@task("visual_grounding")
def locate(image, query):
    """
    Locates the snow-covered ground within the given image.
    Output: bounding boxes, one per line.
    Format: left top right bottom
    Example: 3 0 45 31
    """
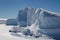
0 24 55 40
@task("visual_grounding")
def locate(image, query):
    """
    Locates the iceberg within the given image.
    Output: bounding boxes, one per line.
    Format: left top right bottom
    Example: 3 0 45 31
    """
6 7 60 40
6 19 18 26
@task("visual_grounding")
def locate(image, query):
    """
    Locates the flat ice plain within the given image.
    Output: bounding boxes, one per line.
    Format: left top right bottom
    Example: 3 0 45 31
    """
0 24 55 40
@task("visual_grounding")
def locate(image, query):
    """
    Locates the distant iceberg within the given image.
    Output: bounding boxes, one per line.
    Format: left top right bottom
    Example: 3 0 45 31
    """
0 18 7 24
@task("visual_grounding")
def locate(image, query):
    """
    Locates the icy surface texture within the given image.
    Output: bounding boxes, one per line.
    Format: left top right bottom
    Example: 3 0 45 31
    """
39 8 60 40
6 19 18 26
18 8 28 27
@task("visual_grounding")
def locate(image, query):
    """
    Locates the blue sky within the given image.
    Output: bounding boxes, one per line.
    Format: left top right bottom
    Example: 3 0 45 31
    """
0 0 60 19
